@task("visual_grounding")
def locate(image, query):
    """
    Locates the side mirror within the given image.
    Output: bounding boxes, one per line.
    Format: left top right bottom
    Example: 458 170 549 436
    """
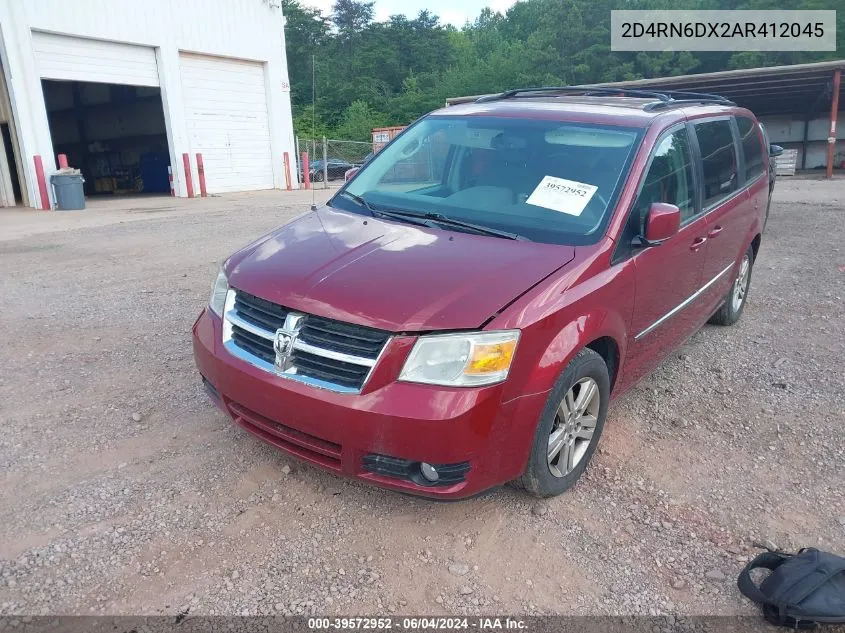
769 144 784 157
639 202 680 247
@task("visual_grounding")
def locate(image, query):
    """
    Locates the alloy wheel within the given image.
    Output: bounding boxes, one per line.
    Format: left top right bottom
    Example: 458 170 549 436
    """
732 255 750 312
547 377 600 478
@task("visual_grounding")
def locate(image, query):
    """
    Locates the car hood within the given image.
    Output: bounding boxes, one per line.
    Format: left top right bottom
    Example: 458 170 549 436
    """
225 206 575 332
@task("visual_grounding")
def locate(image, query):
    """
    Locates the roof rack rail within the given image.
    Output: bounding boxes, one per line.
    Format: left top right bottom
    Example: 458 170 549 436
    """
642 89 735 110
474 86 735 110
475 86 673 103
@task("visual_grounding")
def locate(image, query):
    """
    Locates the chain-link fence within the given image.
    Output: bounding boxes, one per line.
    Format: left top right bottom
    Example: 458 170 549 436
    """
295 137 373 189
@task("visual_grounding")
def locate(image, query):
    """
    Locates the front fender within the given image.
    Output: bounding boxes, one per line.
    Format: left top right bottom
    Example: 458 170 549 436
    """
482 245 636 481
490 245 634 402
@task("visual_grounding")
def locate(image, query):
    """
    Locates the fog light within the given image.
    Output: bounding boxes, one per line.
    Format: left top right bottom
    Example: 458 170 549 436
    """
419 462 439 483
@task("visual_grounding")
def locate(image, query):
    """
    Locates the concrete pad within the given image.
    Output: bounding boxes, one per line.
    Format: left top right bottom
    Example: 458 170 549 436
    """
0 188 334 242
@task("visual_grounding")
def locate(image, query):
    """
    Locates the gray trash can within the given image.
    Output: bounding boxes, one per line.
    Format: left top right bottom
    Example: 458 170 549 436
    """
51 173 86 210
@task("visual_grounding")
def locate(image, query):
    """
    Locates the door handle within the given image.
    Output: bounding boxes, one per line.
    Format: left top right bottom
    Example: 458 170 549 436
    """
690 236 707 251
708 225 723 238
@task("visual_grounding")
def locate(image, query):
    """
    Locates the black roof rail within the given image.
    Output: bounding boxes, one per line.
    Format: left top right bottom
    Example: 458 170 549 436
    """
475 86 673 103
644 89 735 111
475 86 735 110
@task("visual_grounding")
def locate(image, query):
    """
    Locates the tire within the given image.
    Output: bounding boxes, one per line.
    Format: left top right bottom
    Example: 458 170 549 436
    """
313 171 324 182
709 244 754 326
519 348 610 498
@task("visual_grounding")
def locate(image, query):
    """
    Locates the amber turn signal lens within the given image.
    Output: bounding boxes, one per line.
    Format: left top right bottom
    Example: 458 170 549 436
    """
466 340 517 375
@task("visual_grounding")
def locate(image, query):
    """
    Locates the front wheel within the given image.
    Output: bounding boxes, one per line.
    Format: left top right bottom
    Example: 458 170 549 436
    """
519 348 610 498
709 244 754 326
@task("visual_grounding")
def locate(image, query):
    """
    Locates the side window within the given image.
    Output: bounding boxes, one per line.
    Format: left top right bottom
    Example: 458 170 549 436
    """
634 127 696 228
737 116 765 182
693 119 738 208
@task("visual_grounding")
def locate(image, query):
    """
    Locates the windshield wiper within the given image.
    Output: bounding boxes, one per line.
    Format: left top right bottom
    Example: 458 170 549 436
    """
372 208 440 229
337 190 377 215
335 192 526 240
336 192 440 229
372 208 527 241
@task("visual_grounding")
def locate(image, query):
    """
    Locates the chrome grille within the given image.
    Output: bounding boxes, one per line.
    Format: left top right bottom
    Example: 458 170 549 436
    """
299 316 388 358
222 289 390 393
234 291 289 331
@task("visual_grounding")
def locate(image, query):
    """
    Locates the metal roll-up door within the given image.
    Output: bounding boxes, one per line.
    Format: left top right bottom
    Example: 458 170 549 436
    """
179 53 274 193
32 32 160 87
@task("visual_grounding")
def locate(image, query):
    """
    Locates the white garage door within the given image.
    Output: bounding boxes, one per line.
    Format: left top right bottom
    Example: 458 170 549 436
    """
32 32 159 87
179 54 274 193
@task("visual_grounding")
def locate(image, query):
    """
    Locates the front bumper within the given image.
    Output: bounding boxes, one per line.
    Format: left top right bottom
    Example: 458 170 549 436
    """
192 308 546 499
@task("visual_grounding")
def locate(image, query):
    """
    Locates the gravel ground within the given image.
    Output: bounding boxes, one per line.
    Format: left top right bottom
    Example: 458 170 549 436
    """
0 179 843 618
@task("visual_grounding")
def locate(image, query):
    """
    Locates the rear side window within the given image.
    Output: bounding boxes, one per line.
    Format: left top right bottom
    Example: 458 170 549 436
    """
693 120 738 208
737 116 765 182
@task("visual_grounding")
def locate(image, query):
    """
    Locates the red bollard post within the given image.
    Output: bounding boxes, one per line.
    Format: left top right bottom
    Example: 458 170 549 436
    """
302 151 311 190
33 155 51 210
182 153 194 198
57 154 69 169
283 152 292 191
196 153 207 197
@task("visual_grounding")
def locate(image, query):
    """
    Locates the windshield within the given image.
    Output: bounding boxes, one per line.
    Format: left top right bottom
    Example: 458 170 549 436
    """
331 115 642 245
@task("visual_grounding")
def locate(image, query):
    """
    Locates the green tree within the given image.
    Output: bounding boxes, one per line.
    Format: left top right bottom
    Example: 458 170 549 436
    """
282 0 845 140
293 105 331 140
332 0 375 38
334 101 386 141
281 0 330 107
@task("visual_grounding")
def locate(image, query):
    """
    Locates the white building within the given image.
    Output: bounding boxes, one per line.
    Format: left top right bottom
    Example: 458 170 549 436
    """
0 0 298 209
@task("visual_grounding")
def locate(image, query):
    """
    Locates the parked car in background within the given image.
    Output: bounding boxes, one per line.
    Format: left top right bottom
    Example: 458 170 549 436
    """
302 158 354 182
194 87 776 499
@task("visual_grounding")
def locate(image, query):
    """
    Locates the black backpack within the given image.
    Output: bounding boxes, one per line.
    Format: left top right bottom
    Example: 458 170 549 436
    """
738 547 845 628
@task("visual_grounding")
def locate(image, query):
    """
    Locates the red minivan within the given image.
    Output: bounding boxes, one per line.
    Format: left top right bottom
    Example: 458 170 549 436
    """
193 88 775 499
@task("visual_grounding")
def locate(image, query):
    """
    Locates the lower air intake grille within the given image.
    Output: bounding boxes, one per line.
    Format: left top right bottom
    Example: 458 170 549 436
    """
362 454 471 487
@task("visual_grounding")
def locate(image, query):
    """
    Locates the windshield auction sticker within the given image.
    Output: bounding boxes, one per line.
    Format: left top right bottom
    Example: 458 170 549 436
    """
526 176 598 216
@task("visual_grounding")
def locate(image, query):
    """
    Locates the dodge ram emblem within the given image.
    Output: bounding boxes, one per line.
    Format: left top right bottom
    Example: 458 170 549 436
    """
274 313 305 371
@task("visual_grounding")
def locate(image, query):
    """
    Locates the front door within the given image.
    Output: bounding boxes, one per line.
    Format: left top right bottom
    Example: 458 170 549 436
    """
621 124 711 387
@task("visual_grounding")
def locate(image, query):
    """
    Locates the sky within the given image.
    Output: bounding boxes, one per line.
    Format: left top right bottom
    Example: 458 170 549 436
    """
305 0 518 28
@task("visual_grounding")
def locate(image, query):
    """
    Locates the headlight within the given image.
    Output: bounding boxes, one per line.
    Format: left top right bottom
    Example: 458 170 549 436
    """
209 269 228 317
398 330 520 387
